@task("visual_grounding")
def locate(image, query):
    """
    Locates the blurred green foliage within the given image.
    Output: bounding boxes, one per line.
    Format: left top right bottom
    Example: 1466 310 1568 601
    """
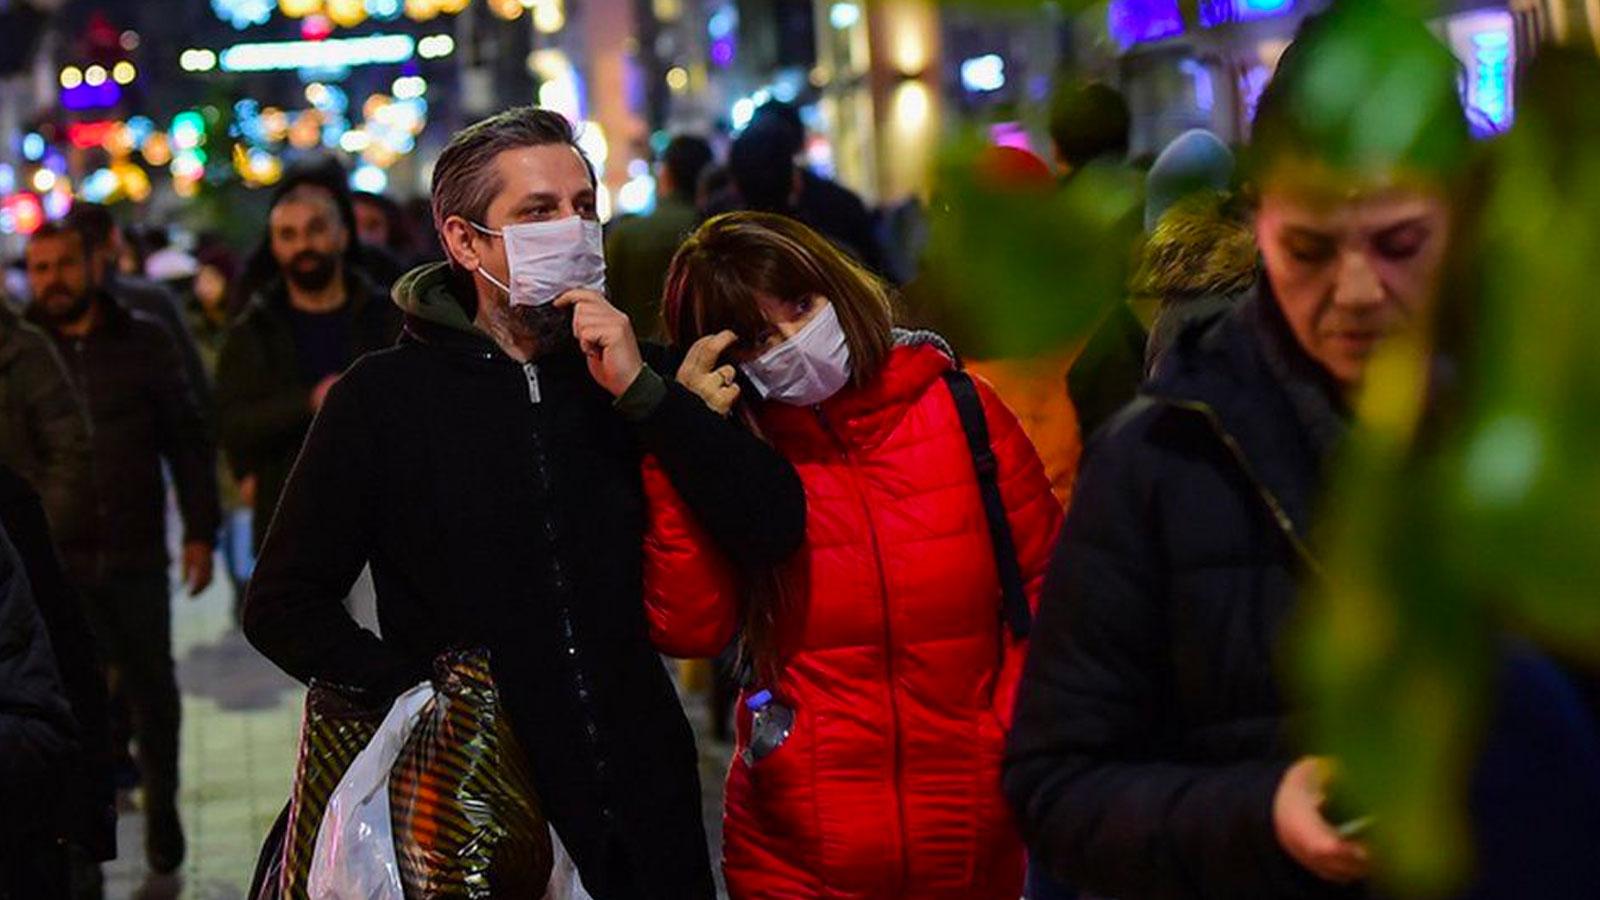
1298 45 1600 894
918 135 1143 359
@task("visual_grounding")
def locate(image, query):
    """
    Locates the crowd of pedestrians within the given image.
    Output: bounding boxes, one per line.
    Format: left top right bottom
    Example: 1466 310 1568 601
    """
1 2 1598 898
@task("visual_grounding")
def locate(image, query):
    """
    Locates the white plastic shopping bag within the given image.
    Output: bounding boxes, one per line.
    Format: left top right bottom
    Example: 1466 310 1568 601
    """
307 681 434 900
543 825 594 900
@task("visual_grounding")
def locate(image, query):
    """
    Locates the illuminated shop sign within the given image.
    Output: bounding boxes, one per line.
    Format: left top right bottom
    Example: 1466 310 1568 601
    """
215 33 416 73
1448 9 1515 137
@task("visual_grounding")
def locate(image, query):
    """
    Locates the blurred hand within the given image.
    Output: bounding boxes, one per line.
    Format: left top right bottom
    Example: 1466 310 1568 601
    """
1274 757 1371 884
555 290 643 398
677 331 742 417
310 374 341 413
182 541 214 597
238 474 258 509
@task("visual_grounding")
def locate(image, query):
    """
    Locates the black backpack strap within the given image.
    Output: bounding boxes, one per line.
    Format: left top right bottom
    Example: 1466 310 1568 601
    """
943 370 1032 640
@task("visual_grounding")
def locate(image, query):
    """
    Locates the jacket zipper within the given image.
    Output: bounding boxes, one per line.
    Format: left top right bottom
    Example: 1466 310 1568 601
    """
1151 395 1324 576
813 406 911 893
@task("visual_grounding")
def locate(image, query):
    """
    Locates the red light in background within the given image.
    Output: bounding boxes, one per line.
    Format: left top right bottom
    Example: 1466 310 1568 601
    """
3 193 46 235
301 14 333 41
67 121 120 149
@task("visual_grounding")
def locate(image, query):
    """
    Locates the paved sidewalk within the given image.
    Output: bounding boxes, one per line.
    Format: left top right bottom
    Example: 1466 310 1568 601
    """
102 572 302 900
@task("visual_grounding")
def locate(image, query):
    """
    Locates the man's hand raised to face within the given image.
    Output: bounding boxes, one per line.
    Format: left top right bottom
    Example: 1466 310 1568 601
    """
555 289 644 398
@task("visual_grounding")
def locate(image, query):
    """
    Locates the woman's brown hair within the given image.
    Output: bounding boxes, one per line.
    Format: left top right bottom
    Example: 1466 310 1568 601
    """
660 212 895 684
661 211 894 385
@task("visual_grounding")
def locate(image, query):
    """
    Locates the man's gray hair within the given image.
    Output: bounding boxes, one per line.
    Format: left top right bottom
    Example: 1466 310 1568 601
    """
431 106 590 263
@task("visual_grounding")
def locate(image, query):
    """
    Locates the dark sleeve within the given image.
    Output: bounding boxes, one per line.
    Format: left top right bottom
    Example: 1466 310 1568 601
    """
0 520 75 826
1067 304 1149 443
215 324 311 479
1003 423 1317 899
140 283 212 408
148 325 221 546
624 349 806 569
0 473 114 858
14 332 92 548
243 375 414 696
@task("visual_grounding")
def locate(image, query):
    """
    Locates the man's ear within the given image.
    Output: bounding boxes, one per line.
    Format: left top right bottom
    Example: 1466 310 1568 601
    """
440 217 482 272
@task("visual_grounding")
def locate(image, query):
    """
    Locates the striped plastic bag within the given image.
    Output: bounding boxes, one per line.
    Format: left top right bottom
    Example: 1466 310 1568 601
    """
307 682 434 900
274 682 390 900
389 649 553 898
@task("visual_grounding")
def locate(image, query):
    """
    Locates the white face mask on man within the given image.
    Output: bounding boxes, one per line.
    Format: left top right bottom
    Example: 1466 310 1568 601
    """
740 301 854 407
470 216 606 307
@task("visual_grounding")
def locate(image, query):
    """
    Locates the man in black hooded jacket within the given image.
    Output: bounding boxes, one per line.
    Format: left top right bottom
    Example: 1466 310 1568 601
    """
244 107 804 900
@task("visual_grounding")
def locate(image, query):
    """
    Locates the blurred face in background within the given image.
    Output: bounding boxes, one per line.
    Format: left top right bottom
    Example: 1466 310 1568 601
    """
354 198 391 248
193 264 229 316
270 189 348 293
26 231 97 327
1256 158 1453 388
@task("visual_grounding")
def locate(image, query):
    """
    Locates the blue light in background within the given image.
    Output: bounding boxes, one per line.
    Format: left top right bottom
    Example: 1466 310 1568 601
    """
1179 59 1215 113
960 54 1006 93
212 0 273 30
1201 0 1295 28
1108 0 1185 49
829 2 861 30
22 134 46 162
1471 29 1512 131
61 82 123 111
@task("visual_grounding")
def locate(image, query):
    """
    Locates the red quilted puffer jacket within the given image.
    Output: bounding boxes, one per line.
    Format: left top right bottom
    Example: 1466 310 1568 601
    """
644 340 1062 899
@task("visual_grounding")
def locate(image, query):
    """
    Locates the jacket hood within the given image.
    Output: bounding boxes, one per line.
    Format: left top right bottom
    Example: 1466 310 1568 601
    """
1144 286 1347 538
392 261 487 337
1131 191 1258 303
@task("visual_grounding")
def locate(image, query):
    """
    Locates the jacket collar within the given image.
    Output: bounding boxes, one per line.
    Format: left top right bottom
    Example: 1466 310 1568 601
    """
26 289 129 339
757 337 955 451
1144 284 1349 541
244 267 378 326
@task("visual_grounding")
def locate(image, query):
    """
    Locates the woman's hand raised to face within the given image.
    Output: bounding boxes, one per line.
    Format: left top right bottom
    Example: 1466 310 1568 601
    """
677 331 743 417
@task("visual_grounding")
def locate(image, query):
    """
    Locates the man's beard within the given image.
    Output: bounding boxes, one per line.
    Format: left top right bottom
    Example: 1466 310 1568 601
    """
283 251 339 292
510 303 577 359
35 287 95 328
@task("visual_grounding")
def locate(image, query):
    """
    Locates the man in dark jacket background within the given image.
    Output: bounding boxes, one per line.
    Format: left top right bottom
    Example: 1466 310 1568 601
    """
24 219 220 876
65 203 210 408
0 302 91 553
243 107 805 899
604 134 713 335
215 175 402 553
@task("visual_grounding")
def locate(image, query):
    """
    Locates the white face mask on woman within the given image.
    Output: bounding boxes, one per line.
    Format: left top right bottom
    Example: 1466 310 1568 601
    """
471 216 606 307
740 301 854 407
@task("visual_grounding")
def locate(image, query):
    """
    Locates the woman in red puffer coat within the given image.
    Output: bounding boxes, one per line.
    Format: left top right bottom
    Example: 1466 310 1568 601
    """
642 212 1062 899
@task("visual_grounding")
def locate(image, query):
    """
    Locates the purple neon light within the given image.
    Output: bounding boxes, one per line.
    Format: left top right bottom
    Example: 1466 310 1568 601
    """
1107 0 1185 49
61 82 123 111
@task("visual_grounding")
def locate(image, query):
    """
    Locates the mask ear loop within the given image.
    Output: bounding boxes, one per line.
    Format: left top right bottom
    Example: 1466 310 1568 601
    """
465 221 513 296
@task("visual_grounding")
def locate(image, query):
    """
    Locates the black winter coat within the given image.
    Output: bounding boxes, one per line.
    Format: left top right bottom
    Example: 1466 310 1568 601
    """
32 296 220 582
0 304 91 553
0 514 76 846
0 464 114 859
215 272 400 549
243 264 806 900
1005 290 1357 900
